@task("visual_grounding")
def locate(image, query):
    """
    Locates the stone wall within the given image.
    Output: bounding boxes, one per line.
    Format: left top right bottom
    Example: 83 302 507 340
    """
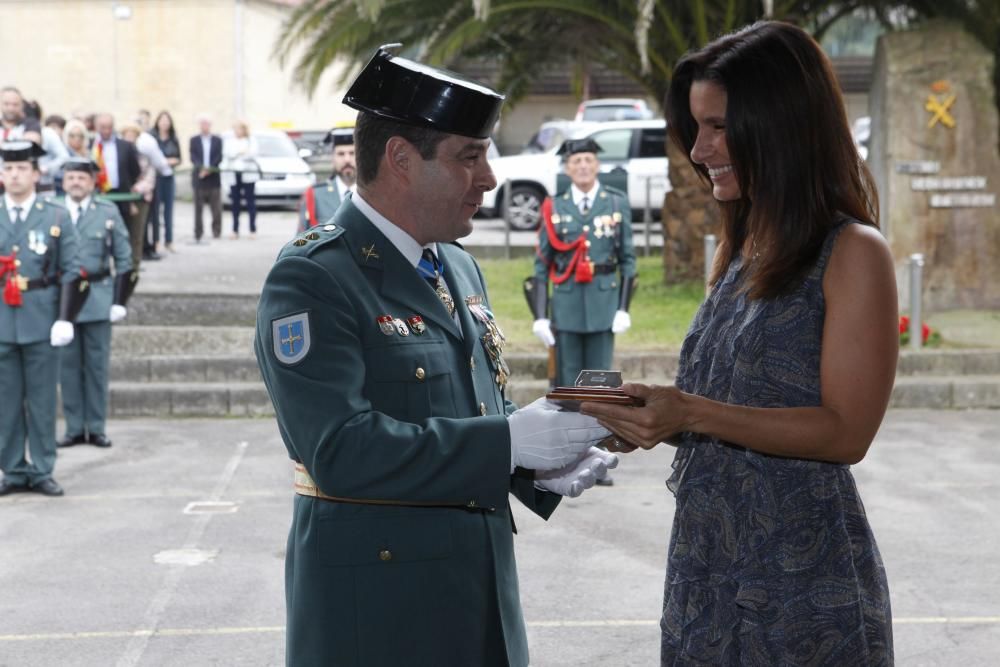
869 21 1000 310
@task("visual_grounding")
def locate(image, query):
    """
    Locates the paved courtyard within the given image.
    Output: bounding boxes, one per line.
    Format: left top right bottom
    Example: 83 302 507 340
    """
1 410 998 666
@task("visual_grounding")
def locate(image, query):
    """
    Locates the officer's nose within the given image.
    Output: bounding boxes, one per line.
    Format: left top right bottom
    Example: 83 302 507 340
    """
477 160 497 193
690 130 711 165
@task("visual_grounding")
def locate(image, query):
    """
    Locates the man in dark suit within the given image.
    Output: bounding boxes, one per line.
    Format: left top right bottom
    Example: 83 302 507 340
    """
189 114 222 243
92 114 142 268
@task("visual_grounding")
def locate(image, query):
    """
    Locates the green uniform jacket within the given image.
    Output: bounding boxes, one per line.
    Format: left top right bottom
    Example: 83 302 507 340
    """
73 198 132 323
0 198 81 343
533 184 637 333
296 179 344 233
256 199 560 667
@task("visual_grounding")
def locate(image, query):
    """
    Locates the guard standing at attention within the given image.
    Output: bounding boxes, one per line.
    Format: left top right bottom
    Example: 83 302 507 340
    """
57 157 135 450
528 138 638 388
0 141 88 497
297 124 356 232
256 45 616 667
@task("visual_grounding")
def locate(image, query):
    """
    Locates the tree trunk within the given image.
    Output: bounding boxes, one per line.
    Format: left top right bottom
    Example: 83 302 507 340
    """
661 137 721 284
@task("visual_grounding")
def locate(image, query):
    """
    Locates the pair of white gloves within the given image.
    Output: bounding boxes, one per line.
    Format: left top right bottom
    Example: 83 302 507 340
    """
532 311 631 347
49 306 128 346
507 397 618 498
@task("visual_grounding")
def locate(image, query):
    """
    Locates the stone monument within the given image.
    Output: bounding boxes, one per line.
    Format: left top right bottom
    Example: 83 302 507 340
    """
869 21 1000 310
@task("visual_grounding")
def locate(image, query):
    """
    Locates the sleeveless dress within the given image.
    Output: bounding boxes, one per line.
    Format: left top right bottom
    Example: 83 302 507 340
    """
662 221 894 666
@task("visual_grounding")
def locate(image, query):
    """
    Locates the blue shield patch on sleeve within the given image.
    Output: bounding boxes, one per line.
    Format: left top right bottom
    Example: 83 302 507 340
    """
272 312 311 365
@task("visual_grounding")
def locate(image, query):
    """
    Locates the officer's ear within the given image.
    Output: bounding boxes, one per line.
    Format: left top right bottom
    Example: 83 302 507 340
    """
383 136 413 185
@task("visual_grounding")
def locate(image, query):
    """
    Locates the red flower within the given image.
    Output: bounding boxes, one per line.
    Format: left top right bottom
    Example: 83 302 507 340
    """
921 322 931 344
899 315 909 334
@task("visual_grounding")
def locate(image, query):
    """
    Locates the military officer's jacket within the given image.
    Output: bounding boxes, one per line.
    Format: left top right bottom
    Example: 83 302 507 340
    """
70 197 132 323
296 177 345 233
534 184 637 333
255 198 559 667
0 196 81 344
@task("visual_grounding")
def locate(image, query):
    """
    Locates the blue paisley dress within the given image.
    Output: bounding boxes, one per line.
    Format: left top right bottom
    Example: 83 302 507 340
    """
662 221 893 666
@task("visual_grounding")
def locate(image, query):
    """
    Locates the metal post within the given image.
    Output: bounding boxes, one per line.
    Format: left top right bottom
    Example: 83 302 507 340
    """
909 253 924 351
502 179 511 260
643 176 652 257
704 234 717 295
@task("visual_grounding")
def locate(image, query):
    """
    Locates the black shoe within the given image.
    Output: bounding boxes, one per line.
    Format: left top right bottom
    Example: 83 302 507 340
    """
142 251 162 261
0 478 28 496
89 433 113 448
29 478 64 496
57 433 87 448
595 475 615 487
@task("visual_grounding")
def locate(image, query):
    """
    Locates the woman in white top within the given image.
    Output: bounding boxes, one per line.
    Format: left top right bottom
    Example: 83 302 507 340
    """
222 120 259 239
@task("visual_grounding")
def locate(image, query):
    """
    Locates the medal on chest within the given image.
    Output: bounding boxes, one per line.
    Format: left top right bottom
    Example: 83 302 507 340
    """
466 294 509 390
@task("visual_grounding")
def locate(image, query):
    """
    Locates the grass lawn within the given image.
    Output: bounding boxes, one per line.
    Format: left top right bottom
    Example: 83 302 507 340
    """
478 256 705 352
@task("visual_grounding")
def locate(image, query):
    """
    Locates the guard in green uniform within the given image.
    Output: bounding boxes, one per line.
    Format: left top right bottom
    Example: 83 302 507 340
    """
529 138 638 388
0 141 89 497
57 158 135 450
256 46 616 667
296 125 356 232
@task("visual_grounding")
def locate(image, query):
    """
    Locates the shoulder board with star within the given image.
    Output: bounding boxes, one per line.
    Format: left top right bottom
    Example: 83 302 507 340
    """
280 222 346 259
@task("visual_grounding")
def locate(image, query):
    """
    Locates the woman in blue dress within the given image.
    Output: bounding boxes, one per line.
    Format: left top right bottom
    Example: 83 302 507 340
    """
582 21 896 666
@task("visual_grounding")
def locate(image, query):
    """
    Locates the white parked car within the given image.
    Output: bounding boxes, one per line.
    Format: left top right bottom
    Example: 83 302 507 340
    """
574 98 655 122
222 129 316 204
482 119 671 230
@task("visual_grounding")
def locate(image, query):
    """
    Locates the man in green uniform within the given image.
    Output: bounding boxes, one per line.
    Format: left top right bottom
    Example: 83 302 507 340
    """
529 138 638 387
296 125 356 233
57 158 135 450
0 141 88 497
256 46 617 667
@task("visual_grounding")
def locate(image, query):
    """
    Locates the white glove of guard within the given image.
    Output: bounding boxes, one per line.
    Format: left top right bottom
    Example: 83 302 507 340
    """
508 397 610 473
109 304 127 323
50 320 74 347
535 446 619 498
611 310 631 334
532 318 555 348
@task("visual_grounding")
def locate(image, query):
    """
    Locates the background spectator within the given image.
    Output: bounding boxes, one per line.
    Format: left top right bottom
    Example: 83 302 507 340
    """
24 100 69 193
62 118 90 157
189 113 223 243
150 110 181 253
222 119 258 239
120 123 165 261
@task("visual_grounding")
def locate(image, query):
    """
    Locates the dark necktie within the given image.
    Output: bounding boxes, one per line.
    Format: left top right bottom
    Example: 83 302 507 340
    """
580 196 590 214
12 206 23 224
418 249 455 316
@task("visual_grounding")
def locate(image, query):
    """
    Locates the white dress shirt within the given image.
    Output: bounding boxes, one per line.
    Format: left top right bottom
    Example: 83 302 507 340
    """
334 175 354 201
65 196 91 224
5 192 36 223
570 182 600 212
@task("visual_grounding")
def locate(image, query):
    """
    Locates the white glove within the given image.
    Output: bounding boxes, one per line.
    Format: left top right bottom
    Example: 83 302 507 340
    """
507 397 610 473
532 318 555 347
612 310 631 334
50 320 74 347
109 304 127 322
535 446 619 497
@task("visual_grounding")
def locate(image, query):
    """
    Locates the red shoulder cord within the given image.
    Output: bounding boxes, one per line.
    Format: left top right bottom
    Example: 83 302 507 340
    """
0 251 23 306
304 186 318 228
540 197 592 284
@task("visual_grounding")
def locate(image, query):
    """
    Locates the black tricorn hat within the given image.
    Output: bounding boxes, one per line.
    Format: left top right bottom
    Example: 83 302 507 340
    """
0 140 46 163
557 138 603 158
62 157 99 174
343 44 504 140
323 127 355 146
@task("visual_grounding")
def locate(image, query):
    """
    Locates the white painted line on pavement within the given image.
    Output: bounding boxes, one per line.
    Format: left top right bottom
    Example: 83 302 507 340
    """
5 616 1000 642
115 440 250 667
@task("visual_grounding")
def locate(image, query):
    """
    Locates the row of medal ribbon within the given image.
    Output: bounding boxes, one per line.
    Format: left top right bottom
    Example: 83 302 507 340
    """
376 314 425 337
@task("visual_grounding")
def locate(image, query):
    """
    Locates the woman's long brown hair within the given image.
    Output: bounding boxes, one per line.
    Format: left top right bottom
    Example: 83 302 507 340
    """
666 21 879 298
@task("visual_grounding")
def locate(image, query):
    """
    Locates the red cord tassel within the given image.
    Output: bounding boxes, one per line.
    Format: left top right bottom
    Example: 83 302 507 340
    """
4 275 22 306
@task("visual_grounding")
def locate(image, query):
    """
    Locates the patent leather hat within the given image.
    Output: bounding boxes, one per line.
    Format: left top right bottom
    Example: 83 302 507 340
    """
343 44 504 139
0 140 46 163
324 127 355 146
62 157 100 174
557 138 604 158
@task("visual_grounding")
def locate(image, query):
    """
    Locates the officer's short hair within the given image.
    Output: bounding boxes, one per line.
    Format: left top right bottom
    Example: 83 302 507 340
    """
354 111 449 186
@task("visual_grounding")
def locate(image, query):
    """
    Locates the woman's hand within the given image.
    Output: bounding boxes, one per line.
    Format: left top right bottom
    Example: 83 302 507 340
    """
581 383 692 450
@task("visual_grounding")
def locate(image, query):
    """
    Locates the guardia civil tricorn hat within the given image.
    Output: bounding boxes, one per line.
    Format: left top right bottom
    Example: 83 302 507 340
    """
557 138 604 157
343 44 504 140
62 157 100 174
323 127 355 146
0 140 46 163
